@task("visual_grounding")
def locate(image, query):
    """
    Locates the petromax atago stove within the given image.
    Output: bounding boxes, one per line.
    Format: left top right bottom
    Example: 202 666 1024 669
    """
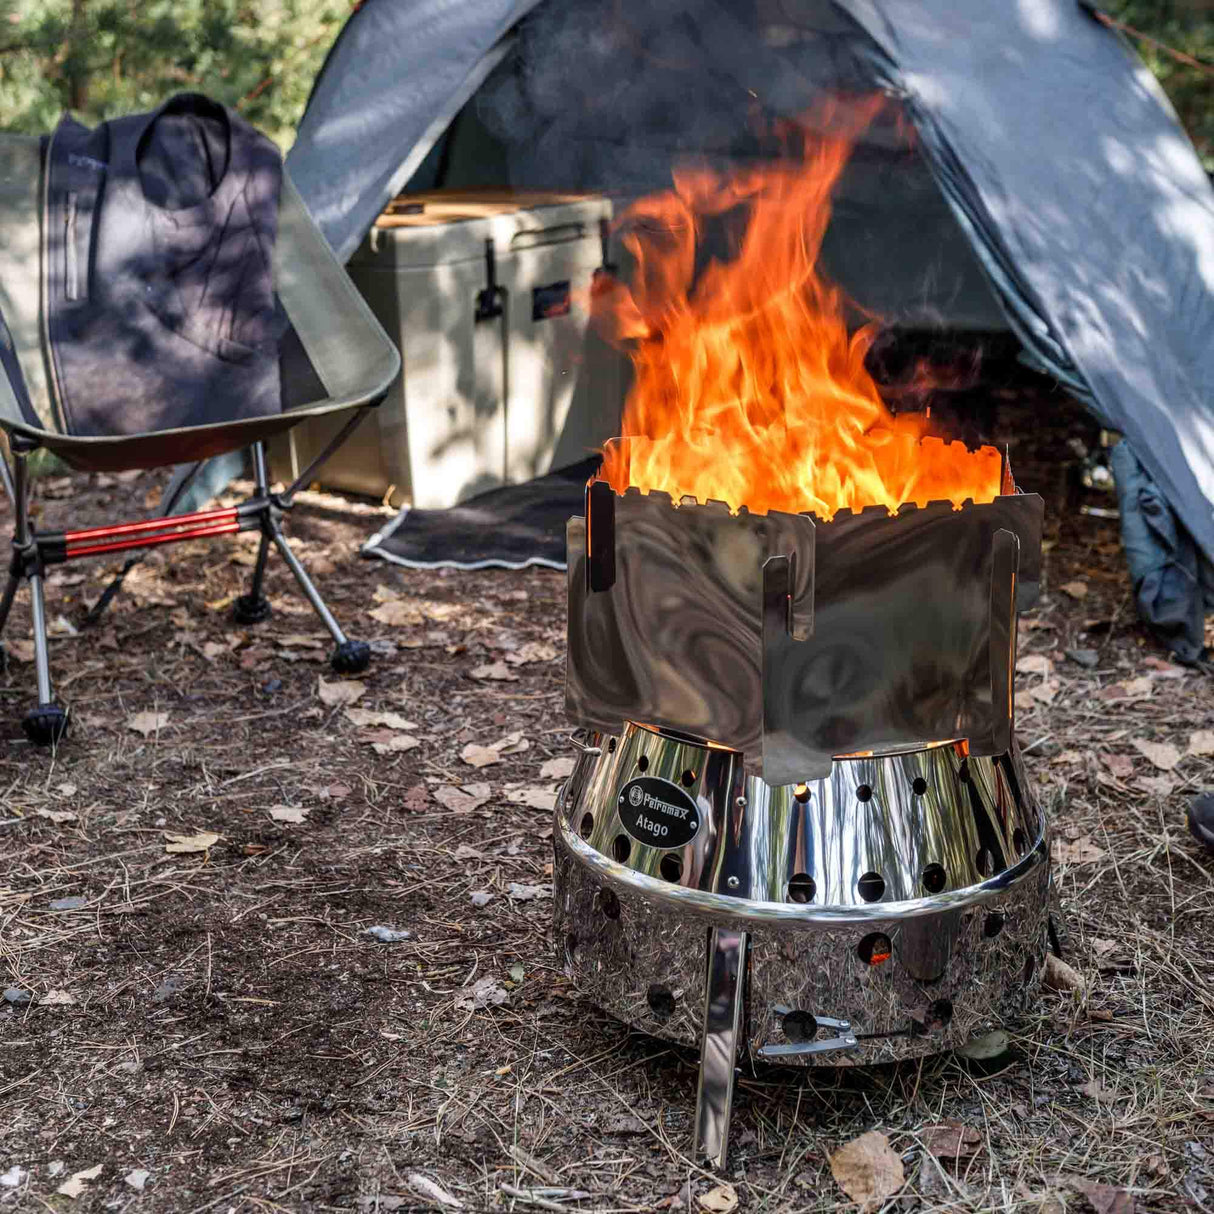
552 462 1049 1166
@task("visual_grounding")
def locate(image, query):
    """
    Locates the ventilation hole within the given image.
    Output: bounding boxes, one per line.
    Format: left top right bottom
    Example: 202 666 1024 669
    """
787 873 816 904
857 871 885 903
1013 827 1028 857
1023 954 1037 985
647 983 676 1020
636 754 649 772
579 812 594 840
659 853 683 884
680 769 696 788
793 782 811 803
912 776 928 796
564 932 578 965
858 932 892 966
611 835 631 864
922 863 947 894
598 888 620 920
984 912 1006 939
607 737 617 753
926 997 953 1028
976 847 995 878
856 784 873 803
781 1010 818 1043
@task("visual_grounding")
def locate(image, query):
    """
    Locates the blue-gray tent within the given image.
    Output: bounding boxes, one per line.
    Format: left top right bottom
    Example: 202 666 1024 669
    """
287 0 1214 654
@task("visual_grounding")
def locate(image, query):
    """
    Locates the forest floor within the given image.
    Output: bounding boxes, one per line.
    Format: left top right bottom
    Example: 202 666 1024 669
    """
1 391 1212 1213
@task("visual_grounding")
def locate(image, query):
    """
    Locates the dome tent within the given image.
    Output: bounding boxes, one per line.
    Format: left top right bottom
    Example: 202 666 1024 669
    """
287 0 1214 649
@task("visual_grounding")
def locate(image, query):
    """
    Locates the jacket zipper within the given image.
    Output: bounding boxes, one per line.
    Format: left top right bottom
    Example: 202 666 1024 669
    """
65 191 79 301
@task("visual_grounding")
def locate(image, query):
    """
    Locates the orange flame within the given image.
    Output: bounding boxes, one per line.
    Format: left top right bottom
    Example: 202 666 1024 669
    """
593 99 1002 518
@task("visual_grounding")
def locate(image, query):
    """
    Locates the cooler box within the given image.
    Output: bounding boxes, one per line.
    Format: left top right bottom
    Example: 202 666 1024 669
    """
269 191 624 508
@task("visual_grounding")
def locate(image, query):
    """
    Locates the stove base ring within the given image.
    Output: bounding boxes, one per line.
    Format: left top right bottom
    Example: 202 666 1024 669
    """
553 723 1051 1167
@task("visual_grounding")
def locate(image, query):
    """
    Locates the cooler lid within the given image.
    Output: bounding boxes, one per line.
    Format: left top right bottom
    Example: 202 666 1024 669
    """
351 189 613 268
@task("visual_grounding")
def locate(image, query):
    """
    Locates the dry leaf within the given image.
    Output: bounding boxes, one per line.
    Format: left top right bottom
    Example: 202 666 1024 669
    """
1120 675 1154 699
1053 749 1083 765
507 882 551 901
1076 1182 1135 1214
1078 1079 1115 1103
368 600 425 627
1104 754 1135 780
1042 953 1086 994
1131 737 1181 772
455 977 509 1010
57 1164 102 1199
540 757 576 780
124 1170 150 1191
1138 774 1175 798
7 639 34 662
277 634 325 649
461 744 500 768
829 1130 905 1212
345 708 417 730
698 1183 738 1213
1016 654 1052 676
921 1122 982 1159
407 1175 464 1209
494 731 529 755
433 784 492 812
470 890 494 907
368 732 421 755
1051 835 1106 865
201 641 228 661
1029 682 1057 705
1091 938 1117 957
164 831 220 854
48 614 78 637
318 677 366 707
1060 580 1088 599
41 989 76 1005
506 786 557 812
460 732 529 768
504 641 559 666
34 808 77 824
1189 730 1214 757
470 661 519 682
268 806 309 824
127 710 169 737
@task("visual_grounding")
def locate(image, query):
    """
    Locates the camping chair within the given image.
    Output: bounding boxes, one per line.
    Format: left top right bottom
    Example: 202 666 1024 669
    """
0 133 400 745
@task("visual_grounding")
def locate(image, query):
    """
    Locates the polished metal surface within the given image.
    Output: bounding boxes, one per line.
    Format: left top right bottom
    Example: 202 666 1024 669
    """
553 722 1051 1066
566 487 1043 783
694 928 746 1168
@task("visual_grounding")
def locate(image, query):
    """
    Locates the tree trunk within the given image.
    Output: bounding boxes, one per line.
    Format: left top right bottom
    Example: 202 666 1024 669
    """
67 0 88 111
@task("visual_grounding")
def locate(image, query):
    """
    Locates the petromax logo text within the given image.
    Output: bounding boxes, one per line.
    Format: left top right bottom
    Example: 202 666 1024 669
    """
618 777 701 848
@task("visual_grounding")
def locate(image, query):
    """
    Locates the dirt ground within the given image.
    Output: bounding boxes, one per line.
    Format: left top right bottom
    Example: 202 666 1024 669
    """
1 390 1213 1214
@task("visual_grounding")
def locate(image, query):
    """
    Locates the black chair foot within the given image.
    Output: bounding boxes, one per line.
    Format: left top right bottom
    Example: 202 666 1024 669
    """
233 593 272 625
331 640 371 675
23 702 68 746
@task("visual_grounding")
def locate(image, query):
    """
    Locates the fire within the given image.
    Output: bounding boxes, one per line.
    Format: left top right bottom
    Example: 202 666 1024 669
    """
592 99 1002 518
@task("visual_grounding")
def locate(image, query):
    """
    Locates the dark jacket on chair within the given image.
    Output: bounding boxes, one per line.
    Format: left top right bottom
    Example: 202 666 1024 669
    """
43 93 285 437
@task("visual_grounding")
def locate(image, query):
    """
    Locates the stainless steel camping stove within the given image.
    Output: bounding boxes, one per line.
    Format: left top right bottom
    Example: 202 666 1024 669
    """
553 470 1050 1166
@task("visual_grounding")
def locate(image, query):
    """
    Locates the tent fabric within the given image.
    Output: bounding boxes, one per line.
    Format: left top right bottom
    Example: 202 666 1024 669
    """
288 0 1214 571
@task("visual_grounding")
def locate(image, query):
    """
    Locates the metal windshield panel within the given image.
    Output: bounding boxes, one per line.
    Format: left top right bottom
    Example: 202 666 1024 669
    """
566 484 1043 784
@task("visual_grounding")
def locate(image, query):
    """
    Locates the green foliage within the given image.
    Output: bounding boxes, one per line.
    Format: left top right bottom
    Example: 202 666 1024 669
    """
1106 0 1214 167
0 0 351 149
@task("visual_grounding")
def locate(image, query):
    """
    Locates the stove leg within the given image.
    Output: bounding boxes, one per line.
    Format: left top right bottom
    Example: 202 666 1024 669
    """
693 927 747 1169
